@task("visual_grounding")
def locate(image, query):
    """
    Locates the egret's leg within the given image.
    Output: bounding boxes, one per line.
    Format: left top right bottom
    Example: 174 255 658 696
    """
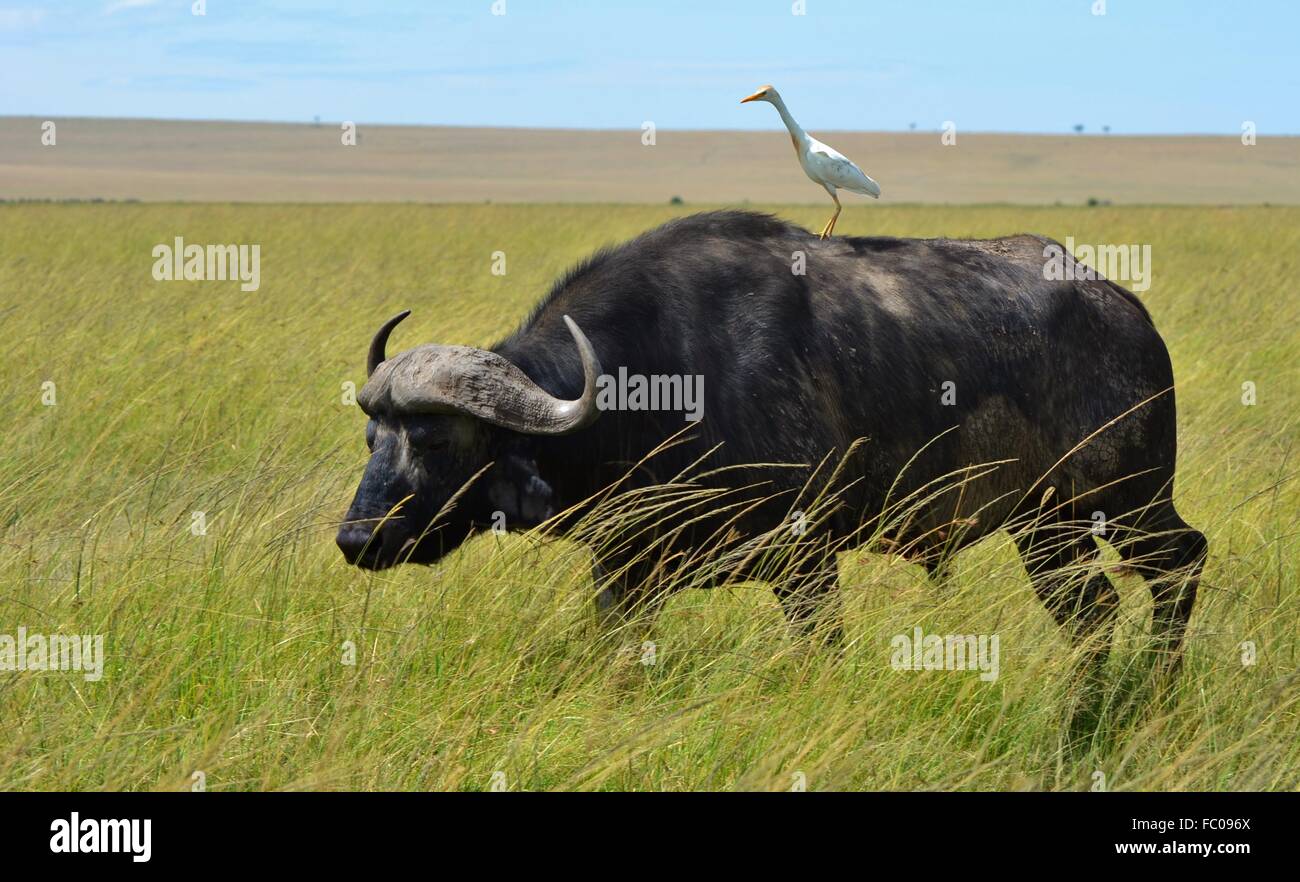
826 194 843 238
819 194 842 240
815 203 832 238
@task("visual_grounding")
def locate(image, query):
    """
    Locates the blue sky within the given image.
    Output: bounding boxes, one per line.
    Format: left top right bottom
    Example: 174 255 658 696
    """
2 0 1296 134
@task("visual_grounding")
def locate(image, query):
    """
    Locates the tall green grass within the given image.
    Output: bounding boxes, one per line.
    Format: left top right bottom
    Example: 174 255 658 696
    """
0 203 1296 790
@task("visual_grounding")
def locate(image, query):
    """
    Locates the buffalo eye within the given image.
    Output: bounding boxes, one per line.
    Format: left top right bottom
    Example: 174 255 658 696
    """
404 420 450 453
365 419 378 451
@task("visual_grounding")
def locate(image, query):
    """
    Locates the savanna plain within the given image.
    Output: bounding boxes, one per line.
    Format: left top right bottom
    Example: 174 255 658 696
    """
1 201 1296 790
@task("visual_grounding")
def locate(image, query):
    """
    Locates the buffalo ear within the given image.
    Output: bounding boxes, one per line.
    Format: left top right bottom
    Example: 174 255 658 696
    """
487 454 554 528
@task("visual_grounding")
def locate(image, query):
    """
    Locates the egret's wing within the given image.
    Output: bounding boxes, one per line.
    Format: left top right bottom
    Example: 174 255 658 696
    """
808 140 881 198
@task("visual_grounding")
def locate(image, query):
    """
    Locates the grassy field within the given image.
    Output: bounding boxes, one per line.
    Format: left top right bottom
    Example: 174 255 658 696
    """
1 202 1297 790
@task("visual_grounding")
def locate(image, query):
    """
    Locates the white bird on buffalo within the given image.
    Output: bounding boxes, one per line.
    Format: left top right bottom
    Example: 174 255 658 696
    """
740 84 880 239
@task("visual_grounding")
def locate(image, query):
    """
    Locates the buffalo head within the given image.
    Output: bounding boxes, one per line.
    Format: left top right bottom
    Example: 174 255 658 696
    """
336 311 600 569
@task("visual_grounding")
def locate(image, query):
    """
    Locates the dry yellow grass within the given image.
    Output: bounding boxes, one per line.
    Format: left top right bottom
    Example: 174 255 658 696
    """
3 116 1299 204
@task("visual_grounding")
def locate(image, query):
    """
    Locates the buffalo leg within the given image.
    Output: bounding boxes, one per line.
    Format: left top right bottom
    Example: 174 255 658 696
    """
1115 506 1206 677
1014 522 1119 743
773 554 844 645
922 553 952 591
592 554 665 631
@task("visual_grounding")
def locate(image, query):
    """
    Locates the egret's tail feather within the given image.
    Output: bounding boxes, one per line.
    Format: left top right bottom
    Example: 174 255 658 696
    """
855 176 882 199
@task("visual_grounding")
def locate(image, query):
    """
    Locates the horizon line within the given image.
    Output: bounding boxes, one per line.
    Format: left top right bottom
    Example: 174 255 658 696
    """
3 114 1293 139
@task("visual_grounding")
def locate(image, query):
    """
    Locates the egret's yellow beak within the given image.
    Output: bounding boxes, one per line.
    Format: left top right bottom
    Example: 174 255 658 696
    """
740 89 766 104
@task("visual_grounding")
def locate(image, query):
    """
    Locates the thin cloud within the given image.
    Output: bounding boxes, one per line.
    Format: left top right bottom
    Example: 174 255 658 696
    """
103 0 160 15
0 8 46 30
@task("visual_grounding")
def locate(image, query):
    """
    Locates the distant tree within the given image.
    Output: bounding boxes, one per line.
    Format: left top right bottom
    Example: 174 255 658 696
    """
1102 125 1111 134
669 196 684 205
1073 124 1085 134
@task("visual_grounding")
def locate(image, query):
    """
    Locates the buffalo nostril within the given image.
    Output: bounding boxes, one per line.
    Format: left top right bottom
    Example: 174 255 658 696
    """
336 526 379 566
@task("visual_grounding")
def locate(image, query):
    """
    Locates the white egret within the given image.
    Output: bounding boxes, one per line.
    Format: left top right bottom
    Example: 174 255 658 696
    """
741 84 880 239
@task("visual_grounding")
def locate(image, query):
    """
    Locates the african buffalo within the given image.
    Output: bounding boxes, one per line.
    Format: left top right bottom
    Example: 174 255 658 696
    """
337 210 1205 676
